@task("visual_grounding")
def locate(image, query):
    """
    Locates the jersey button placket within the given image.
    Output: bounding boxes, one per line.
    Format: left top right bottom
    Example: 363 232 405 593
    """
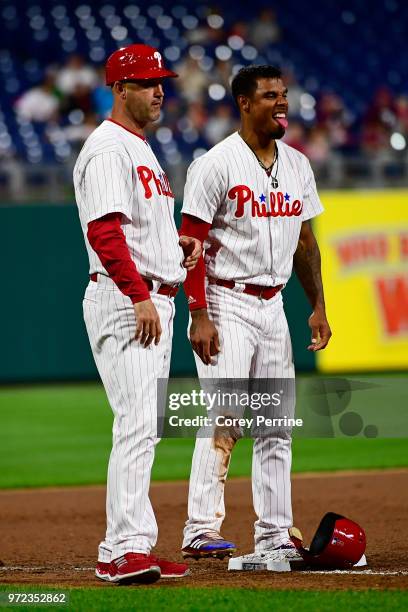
268 177 280 288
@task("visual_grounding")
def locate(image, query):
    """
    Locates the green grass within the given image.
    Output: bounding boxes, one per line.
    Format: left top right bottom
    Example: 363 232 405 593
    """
0 586 407 612
0 380 407 488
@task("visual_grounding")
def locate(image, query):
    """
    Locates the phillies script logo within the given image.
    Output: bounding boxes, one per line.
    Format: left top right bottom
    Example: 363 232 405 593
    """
228 185 303 218
137 165 174 199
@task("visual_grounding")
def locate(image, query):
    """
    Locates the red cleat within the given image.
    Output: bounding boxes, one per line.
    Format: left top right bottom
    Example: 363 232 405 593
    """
148 555 189 578
95 561 111 582
108 553 161 585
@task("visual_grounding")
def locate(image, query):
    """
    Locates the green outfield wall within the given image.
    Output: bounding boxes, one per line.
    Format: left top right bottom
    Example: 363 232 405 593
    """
1 204 314 382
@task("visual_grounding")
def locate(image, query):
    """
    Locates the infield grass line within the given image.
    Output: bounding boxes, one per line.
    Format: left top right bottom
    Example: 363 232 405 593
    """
0 467 406 496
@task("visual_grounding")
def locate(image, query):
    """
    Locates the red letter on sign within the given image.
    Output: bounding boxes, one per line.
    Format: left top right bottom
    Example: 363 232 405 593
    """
376 275 408 335
400 233 408 259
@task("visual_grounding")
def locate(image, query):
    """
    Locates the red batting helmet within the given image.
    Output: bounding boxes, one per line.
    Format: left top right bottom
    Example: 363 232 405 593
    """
105 44 178 85
289 512 366 569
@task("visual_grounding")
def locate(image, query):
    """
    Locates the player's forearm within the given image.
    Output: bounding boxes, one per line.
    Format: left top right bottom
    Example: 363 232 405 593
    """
179 214 211 311
183 255 207 311
293 232 325 310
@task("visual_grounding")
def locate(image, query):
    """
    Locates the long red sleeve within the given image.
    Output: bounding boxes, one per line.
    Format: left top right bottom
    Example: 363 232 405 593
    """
179 214 211 311
87 212 150 304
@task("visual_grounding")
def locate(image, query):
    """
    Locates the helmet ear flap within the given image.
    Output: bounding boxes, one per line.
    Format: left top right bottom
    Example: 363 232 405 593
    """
309 512 344 554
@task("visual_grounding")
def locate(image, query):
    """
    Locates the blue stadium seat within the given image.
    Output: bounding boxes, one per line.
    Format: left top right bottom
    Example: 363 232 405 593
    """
0 0 406 164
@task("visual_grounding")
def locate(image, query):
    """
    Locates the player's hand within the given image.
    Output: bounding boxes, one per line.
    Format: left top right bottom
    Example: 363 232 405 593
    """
134 299 162 347
190 309 220 365
307 308 332 351
179 235 202 270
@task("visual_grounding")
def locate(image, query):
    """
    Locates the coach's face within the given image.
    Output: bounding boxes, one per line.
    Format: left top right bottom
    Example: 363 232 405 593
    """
119 78 164 126
245 78 288 138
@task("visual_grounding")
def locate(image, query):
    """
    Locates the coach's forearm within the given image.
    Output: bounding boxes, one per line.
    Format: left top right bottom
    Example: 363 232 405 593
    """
87 213 150 303
293 233 325 310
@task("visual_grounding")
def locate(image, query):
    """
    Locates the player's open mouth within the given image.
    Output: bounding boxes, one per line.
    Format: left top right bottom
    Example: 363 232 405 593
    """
273 113 288 129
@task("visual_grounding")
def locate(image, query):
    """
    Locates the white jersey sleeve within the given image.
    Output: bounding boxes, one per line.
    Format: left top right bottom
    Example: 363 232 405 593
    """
301 157 324 221
82 151 134 224
182 155 226 223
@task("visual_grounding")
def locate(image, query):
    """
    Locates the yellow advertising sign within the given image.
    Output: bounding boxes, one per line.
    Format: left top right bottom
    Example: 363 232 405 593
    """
315 190 408 372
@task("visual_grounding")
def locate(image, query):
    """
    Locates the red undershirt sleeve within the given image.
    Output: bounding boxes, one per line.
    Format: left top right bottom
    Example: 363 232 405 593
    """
87 212 150 304
179 213 211 311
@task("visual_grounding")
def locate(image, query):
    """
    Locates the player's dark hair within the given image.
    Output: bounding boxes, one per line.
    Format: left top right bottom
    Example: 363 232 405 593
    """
231 65 282 108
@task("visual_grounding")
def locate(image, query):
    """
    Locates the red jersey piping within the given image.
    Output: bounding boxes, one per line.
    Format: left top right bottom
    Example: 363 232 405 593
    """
107 118 147 141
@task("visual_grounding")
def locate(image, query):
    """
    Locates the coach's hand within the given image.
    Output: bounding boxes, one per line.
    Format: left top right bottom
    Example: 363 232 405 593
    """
190 309 220 365
307 308 332 351
179 236 202 270
134 299 162 347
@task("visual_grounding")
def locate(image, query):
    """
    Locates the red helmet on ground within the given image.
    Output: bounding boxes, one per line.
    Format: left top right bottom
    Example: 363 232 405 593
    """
105 44 178 85
290 512 366 569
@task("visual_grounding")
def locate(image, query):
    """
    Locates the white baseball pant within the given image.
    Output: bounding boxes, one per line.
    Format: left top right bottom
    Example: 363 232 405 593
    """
183 284 295 550
83 275 174 562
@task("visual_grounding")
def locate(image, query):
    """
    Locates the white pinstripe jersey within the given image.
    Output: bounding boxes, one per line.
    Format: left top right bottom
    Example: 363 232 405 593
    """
74 119 186 285
182 132 324 286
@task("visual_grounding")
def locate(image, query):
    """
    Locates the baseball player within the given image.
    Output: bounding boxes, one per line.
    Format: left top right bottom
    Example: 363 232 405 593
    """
74 44 201 584
179 65 332 562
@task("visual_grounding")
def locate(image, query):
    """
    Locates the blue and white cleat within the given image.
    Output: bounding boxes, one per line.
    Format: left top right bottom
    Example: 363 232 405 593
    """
182 532 237 559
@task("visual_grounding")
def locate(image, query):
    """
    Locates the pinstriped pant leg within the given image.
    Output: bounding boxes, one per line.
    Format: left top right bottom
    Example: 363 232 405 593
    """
251 294 295 549
183 286 255 547
83 284 174 561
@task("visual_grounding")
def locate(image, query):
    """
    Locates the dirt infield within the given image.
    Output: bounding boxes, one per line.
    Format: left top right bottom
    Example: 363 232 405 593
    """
0 470 407 591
